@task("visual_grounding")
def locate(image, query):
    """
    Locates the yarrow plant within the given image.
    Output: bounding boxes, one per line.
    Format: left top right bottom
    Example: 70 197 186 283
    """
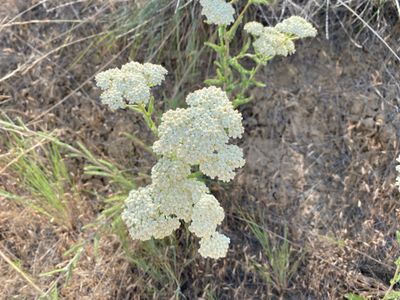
96 66 244 258
201 0 317 106
94 1 317 259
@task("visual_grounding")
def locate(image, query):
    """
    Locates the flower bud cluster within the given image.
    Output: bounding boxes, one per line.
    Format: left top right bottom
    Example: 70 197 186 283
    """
199 0 235 26
244 16 316 58
121 86 245 258
95 61 168 109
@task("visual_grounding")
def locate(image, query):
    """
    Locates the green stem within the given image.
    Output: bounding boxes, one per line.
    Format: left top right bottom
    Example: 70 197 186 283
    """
227 1 252 41
232 62 263 108
210 0 267 106
249 62 263 83
126 103 158 137
217 26 230 91
187 171 203 180
223 33 231 91
383 263 400 300
214 0 253 91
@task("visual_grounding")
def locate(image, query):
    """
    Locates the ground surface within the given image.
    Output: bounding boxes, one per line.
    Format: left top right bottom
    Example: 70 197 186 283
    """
0 1 399 299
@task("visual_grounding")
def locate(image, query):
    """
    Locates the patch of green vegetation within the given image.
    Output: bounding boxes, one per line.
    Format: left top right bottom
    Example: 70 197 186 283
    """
0 118 77 229
241 213 304 296
0 115 187 297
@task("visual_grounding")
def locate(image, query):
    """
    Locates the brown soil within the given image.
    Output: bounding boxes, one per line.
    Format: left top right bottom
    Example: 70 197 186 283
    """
236 32 400 298
0 1 399 299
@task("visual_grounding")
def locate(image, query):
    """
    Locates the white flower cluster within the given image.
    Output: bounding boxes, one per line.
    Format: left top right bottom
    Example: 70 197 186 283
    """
199 0 235 26
253 27 295 57
153 86 245 182
396 155 400 191
189 194 230 258
243 21 264 36
151 158 208 222
189 194 225 238
244 16 316 58
95 61 168 109
275 16 317 39
122 156 232 258
122 86 245 259
122 186 180 240
199 232 230 259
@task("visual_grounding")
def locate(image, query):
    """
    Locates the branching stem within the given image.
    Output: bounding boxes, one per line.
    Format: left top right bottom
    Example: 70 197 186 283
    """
127 98 158 136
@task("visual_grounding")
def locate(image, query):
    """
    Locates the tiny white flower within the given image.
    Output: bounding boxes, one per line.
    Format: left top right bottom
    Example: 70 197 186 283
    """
185 86 244 138
95 68 120 90
119 73 151 105
151 157 191 187
120 61 144 74
99 86 125 110
200 0 235 26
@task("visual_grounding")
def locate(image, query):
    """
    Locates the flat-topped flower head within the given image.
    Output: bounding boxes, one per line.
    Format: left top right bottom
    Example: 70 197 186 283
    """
275 16 317 38
199 232 230 259
186 85 230 108
153 87 244 181
153 177 209 222
186 86 244 138
122 187 180 240
186 87 244 138
200 0 235 26
244 21 264 36
189 194 225 238
253 27 296 57
152 108 193 157
119 61 143 73
245 16 317 59
142 63 169 86
95 61 167 109
95 68 149 109
152 108 228 174
151 157 191 187
200 144 245 182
